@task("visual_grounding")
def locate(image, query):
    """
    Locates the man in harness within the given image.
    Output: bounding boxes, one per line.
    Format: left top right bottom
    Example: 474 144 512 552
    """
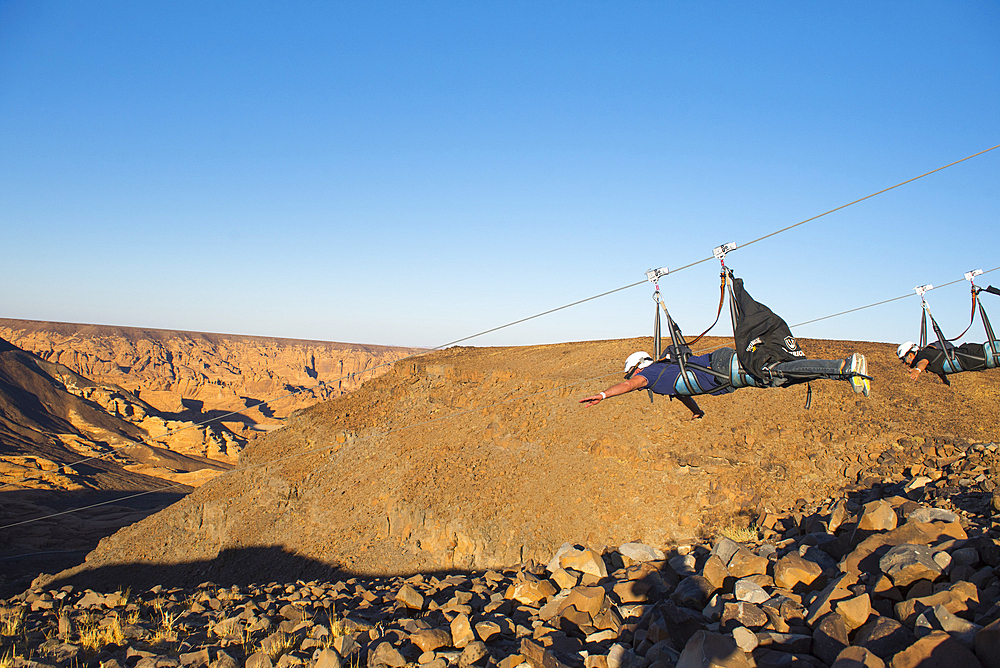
579 349 736 419
897 340 991 384
580 347 869 418
580 271 871 418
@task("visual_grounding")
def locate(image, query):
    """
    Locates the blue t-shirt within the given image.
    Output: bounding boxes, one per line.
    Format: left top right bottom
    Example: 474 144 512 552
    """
637 353 727 397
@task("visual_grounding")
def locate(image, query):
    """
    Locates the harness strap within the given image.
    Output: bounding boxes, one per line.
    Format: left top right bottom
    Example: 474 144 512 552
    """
947 285 979 342
686 273 728 347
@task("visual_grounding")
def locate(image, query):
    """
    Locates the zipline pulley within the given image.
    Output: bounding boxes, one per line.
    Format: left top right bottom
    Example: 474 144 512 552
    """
713 242 738 264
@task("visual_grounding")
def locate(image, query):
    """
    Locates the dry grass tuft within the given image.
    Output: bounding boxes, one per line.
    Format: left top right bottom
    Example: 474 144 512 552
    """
260 631 296 661
0 608 25 637
718 520 759 543
77 613 125 653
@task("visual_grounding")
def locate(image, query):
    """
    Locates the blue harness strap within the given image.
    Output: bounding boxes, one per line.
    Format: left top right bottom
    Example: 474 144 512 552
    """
985 341 1000 369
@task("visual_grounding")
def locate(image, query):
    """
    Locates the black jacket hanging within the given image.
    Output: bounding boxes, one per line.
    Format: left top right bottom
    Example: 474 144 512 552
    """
730 276 806 381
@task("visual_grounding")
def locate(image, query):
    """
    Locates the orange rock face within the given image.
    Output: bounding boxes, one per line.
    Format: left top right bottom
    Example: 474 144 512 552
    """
0 318 423 420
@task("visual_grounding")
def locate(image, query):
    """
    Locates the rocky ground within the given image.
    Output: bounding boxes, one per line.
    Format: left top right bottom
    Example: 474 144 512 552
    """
4 440 1000 668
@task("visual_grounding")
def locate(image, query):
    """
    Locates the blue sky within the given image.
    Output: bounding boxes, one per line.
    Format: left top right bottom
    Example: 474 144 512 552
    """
1 2 997 348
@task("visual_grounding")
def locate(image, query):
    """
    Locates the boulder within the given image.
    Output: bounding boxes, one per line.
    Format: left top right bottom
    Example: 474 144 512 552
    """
879 544 942 588
888 630 983 668
676 631 752 668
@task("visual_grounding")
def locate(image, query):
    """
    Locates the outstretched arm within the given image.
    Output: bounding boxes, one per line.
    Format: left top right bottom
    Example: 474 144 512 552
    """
676 394 705 419
580 375 648 407
909 358 929 381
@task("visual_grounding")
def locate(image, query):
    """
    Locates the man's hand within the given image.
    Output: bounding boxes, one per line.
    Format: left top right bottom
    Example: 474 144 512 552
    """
909 367 922 381
580 376 648 407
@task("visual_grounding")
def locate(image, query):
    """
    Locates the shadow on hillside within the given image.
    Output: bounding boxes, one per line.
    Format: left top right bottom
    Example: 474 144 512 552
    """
37 546 355 595
155 402 261 427
0 487 189 598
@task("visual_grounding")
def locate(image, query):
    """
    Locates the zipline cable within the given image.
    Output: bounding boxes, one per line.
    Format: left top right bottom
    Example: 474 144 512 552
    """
790 266 1000 330
4 265 996 531
2 144 998 524
18 144 999 483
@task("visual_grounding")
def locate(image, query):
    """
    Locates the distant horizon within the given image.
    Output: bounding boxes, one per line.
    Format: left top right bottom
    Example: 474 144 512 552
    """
0 313 917 350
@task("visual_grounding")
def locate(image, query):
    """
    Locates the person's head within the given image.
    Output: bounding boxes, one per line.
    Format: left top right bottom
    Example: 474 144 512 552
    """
624 351 653 378
896 341 918 364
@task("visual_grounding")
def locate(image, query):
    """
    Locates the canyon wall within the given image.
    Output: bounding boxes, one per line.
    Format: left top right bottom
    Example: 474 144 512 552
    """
0 319 423 426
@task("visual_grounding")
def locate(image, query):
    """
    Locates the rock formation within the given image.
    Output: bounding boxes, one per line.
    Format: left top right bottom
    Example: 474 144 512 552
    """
0 318 423 422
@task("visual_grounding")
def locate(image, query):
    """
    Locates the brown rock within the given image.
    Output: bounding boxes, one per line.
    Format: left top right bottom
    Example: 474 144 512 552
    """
520 638 573 668
841 522 968 576
558 586 607 618
451 614 475 649
410 629 452 653
561 549 608 578
314 649 341 668
475 621 502 643
395 584 425 610
613 579 651 603
551 568 578 591
832 646 885 668
889 630 983 668
720 602 768 632
508 579 557 606
834 593 871 631
773 553 823 591
726 547 768 578
676 630 753 668
813 613 850 666
859 500 898 531
459 641 489 667
805 575 855 626
878 544 942 588
672 576 718 609
894 581 979 626
854 616 916 661
702 555 731 590
369 643 407 668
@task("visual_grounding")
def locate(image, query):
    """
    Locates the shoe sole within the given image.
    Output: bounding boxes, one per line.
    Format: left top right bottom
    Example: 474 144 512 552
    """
848 354 867 395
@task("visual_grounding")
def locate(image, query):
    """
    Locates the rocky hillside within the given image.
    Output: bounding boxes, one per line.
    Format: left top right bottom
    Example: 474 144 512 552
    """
0 319 423 423
47 336 1000 591
0 336 219 595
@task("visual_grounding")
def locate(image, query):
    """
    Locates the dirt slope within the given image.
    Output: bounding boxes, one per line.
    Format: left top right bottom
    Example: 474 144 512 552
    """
51 336 1000 589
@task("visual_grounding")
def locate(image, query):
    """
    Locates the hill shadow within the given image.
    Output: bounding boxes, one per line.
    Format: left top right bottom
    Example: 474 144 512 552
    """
0 487 189 598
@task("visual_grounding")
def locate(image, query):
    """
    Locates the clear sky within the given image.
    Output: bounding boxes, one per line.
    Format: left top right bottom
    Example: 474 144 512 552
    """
1 2 997 348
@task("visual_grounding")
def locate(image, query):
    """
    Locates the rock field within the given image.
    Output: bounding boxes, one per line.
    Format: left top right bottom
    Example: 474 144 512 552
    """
4 445 1000 668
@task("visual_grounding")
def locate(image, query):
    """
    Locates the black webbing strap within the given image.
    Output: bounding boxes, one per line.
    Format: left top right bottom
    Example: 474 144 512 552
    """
686 273 728 348
919 307 928 349
948 286 979 342
979 288 1000 368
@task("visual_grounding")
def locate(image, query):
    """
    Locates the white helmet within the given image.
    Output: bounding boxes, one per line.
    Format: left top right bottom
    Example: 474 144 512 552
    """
624 351 654 374
896 341 918 359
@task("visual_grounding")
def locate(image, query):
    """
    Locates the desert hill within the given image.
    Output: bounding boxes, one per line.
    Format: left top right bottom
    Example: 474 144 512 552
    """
45 335 1000 592
0 318 423 424
0 336 213 595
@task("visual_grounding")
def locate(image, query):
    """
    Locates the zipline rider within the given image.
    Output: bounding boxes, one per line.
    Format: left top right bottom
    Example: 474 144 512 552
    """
579 350 736 419
897 340 990 383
